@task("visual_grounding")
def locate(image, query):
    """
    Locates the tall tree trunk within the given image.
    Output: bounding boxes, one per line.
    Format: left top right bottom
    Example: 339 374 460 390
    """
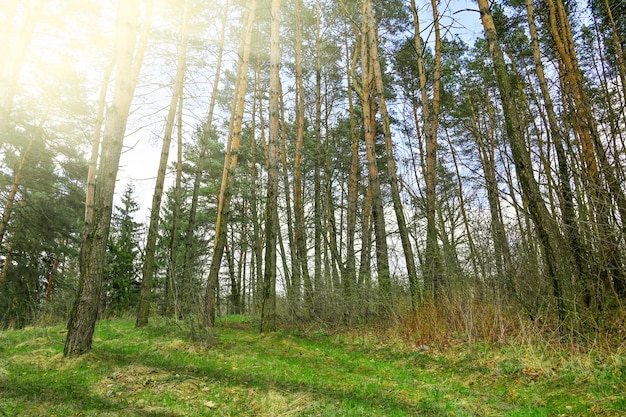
410 0 443 301
278 78 298 302
312 0 323 309
477 0 579 332
260 0 281 333
85 58 116 227
361 0 391 309
546 0 626 299
65 0 145 357
525 0 588 303
165 89 184 316
344 26 360 311
292 0 310 308
181 0 231 317
250 63 264 314
466 87 511 292
205 0 257 327
366 5 419 309
137 1 190 327
601 0 626 108
445 127 483 283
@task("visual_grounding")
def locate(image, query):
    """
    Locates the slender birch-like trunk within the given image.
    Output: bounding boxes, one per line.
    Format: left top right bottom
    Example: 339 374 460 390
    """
205 0 257 327
260 0 281 332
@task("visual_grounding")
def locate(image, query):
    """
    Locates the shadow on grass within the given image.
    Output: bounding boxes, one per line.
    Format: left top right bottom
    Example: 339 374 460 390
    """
0 375 182 417
93 335 429 415
0 321 450 416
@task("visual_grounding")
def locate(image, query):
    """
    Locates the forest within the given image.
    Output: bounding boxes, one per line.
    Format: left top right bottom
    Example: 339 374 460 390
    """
1 0 626 359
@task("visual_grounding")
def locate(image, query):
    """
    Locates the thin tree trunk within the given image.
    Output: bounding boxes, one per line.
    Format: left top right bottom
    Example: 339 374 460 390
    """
477 0 579 332
250 64 263 314
278 77 298 302
546 0 626 299
312 0 323 308
137 2 189 327
526 0 588 302
205 0 257 327
444 127 483 282
180 0 231 316
225 238 240 314
292 0 310 307
260 0 281 333
344 26 360 311
366 6 418 309
410 0 442 301
361 0 391 308
466 87 511 290
357 186 372 290
166 90 184 316
85 57 116 226
601 0 626 108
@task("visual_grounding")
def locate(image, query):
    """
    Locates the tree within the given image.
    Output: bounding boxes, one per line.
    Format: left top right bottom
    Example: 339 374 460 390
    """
205 0 257 328
260 0 281 332
292 0 311 309
367 0 418 309
103 183 142 316
137 0 190 327
410 0 443 301
64 0 149 357
360 0 391 308
0 142 85 328
477 0 579 332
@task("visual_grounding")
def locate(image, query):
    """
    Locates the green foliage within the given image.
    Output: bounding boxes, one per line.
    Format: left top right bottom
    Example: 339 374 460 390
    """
102 183 142 317
152 125 224 317
1 318 625 416
0 134 86 329
590 0 626 76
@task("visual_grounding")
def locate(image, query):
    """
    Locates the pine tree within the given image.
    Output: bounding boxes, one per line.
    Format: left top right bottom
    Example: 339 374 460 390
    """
103 183 142 316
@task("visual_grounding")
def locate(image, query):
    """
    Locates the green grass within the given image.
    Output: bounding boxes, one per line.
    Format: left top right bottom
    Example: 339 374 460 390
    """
0 316 625 416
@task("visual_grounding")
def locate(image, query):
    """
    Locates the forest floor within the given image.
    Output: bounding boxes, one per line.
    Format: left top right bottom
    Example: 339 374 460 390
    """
0 316 625 416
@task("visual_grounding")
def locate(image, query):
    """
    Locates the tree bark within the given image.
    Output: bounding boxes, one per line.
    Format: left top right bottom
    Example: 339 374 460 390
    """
525 0 588 302
137 0 190 327
344 26 360 311
180 0 231 317
477 0 579 332
205 0 257 327
361 0 391 308
65 0 144 357
546 0 626 299
260 0 281 333
410 0 443 301
367 5 419 309
292 0 310 308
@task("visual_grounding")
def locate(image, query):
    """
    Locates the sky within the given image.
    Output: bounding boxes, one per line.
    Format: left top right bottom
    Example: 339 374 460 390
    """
112 0 485 225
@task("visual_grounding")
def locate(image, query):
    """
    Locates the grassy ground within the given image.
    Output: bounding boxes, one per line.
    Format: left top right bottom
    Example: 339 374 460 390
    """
0 316 625 416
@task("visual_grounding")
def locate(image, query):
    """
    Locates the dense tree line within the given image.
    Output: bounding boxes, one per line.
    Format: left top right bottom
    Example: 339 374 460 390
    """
1 0 625 355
